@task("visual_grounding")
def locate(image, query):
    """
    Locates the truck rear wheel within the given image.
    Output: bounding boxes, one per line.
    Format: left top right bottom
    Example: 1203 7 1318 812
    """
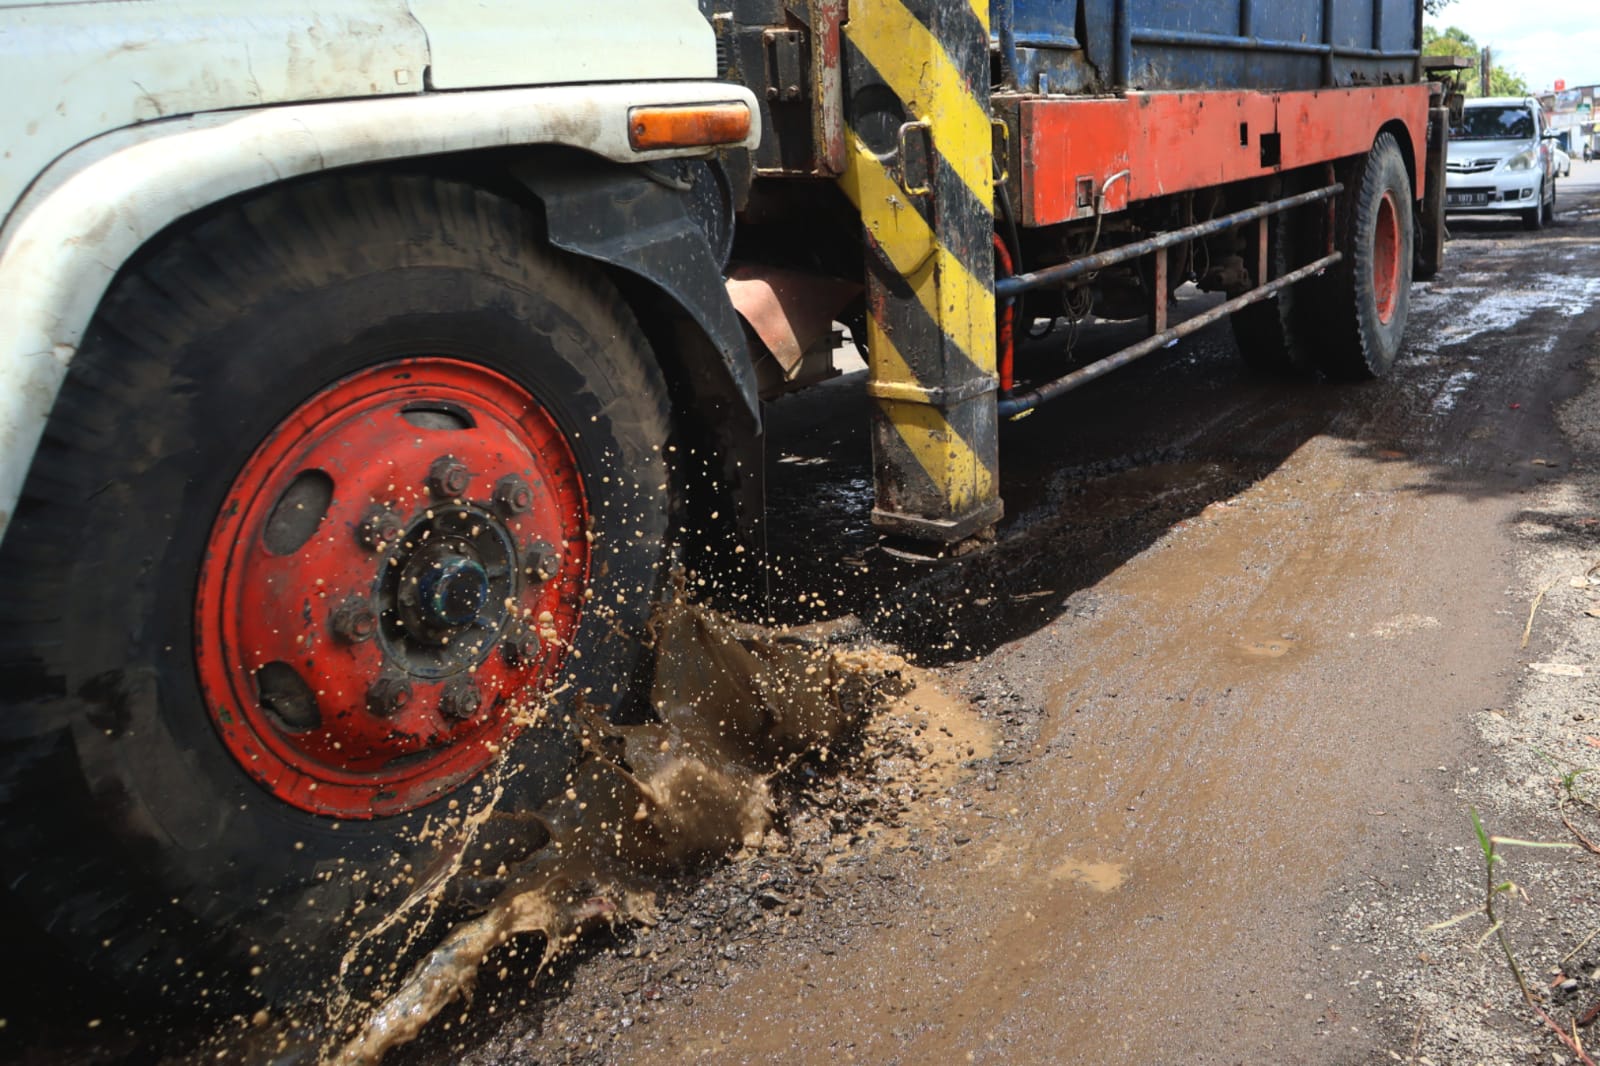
1314 132 1414 380
0 174 674 1006
1229 212 1320 376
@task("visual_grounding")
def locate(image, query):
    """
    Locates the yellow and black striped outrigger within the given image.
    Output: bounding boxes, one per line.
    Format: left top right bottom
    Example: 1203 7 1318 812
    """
839 0 1002 546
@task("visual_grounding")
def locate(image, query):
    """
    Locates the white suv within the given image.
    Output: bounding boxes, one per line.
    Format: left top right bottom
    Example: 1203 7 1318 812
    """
1446 96 1557 230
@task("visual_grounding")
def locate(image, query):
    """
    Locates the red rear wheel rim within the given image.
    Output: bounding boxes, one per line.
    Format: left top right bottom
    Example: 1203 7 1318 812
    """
1372 191 1401 325
195 359 589 819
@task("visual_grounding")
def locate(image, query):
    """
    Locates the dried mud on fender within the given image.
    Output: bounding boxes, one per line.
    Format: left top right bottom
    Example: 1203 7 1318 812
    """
324 597 906 1066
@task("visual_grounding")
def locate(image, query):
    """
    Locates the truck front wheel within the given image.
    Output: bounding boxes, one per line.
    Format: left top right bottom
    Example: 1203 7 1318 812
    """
0 174 674 1005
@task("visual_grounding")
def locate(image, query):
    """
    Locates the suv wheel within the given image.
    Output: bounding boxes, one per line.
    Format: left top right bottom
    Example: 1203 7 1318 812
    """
1522 180 1546 230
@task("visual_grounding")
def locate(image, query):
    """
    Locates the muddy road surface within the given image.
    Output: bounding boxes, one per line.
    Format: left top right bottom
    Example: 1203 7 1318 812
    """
12 169 1600 1064
424 168 1599 1065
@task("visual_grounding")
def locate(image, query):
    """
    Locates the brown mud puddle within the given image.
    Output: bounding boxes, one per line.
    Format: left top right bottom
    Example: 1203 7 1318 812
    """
1049 856 1128 892
233 597 987 1066
795 668 1000 870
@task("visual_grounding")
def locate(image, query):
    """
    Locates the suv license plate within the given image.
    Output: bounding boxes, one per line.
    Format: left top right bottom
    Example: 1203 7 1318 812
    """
1447 193 1489 206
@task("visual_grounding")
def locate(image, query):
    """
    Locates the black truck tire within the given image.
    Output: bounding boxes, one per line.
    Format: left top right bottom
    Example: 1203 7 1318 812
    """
1414 209 1446 281
0 174 675 1007
1229 212 1321 376
1312 132 1414 380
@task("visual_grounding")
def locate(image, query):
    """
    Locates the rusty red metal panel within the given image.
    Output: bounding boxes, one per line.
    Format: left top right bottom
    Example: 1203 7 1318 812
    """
1275 87 1430 191
809 0 846 175
1020 98 1132 225
725 263 859 373
1020 85 1432 227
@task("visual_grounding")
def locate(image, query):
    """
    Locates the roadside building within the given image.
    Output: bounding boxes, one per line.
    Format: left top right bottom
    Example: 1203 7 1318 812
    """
1541 84 1596 155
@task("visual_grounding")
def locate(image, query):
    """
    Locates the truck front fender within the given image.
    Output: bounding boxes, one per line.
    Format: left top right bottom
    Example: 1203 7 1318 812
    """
512 159 767 593
510 159 761 427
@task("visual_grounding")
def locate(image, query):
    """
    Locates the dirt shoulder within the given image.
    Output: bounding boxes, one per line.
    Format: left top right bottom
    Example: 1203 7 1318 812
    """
1367 341 1600 1066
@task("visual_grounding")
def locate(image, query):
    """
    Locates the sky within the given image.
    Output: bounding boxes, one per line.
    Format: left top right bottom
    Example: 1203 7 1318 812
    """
1427 0 1600 91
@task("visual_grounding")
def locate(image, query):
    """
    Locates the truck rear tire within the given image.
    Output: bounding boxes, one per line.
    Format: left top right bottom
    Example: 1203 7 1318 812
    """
0 174 674 1007
1414 211 1445 281
1313 133 1414 380
1229 212 1320 376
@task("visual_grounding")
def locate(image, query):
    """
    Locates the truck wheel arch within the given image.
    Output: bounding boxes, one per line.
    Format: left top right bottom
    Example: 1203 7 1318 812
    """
1377 117 1422 206
506 155 766 579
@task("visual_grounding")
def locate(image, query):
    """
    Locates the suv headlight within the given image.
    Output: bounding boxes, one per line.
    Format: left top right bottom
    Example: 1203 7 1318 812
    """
1501 149 1536 171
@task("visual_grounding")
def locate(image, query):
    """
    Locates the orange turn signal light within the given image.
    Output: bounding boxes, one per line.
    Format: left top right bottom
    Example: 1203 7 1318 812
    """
627 102 752 151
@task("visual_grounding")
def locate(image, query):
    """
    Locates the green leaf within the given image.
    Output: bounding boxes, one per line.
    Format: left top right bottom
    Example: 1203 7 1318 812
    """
1489 836 1580 850
1425 907 1483 933
1471 807 1492 860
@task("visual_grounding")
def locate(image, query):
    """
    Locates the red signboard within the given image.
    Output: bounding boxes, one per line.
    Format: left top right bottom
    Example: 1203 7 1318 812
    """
1555 79 1566 91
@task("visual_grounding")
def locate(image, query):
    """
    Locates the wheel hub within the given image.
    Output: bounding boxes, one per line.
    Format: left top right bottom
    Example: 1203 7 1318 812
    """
1372 190 1401 325
418 556 489 628
381 508 517 677
195 359 589 819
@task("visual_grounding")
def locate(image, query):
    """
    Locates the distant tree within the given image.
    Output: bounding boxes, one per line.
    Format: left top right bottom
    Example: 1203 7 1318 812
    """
1422 24 1532 98
1422 24 1476 59
1423 0 1453 13
1488 66 1530 97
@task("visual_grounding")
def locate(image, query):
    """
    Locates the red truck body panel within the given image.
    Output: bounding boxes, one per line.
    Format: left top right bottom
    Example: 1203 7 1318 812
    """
1019 85 1433 225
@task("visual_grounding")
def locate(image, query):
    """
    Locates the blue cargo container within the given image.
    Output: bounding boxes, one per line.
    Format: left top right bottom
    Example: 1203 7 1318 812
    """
998 0 1422 95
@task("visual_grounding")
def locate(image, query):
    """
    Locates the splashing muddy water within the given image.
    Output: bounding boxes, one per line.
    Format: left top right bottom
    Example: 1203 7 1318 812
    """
319 597 909 1065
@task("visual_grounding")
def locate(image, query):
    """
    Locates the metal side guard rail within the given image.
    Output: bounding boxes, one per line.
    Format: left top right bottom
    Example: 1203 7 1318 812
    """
994 183 1344 419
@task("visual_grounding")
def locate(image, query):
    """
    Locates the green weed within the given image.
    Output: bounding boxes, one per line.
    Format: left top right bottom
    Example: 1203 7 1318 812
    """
1427 808 1591 1064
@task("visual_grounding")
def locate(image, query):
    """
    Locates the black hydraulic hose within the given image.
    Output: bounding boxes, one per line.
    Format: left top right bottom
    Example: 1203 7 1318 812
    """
995 174 1023 273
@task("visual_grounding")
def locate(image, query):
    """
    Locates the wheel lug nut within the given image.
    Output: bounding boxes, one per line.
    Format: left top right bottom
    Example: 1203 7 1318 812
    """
439 678 482 722
525 540 557 581
427 456 472 499
366 677 412 718
502 632 543 669
493 474 534 516
329 595 379 644
357 506 405 551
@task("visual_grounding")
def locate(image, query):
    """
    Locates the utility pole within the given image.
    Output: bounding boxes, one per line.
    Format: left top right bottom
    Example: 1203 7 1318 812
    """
1480 45 1491 96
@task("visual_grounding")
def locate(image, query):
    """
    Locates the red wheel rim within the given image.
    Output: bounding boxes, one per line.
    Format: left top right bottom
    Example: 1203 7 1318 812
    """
195 359 589 819
1372 191 1401 325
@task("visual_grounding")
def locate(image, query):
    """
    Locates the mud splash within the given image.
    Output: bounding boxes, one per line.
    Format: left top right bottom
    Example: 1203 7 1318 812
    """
324 597 904 1065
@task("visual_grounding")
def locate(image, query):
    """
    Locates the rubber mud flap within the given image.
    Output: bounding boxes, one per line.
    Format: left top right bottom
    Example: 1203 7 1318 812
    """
512 158 761 427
